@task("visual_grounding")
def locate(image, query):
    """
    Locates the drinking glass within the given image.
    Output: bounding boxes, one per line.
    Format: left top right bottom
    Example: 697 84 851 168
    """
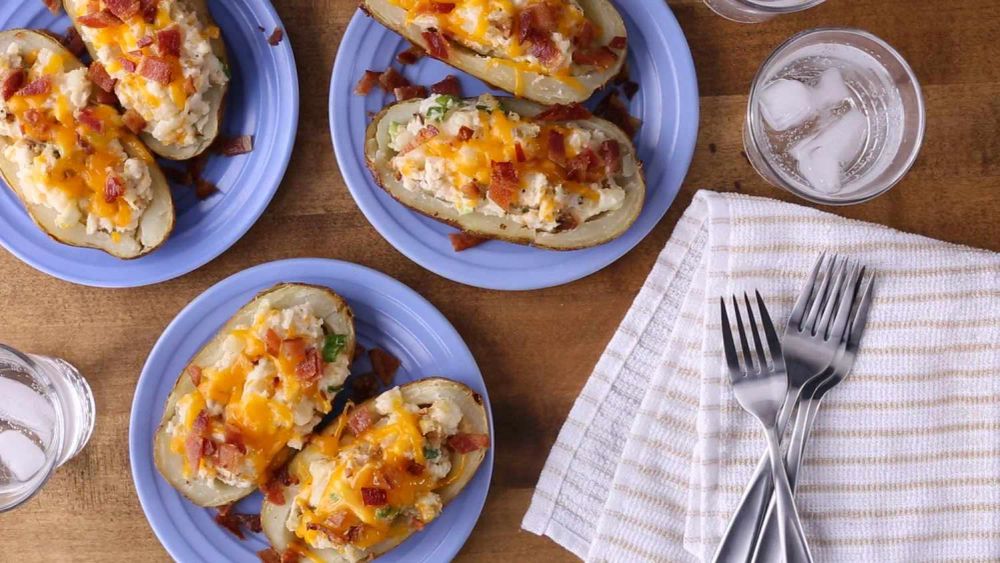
743 28 925 205
702 0 826 23
0 343 95 511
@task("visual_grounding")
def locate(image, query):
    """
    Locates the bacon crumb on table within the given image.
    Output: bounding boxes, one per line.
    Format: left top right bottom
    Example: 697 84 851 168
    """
61 28 86 57
354 70 381 95
449 232 487 252
378 67 409 91
396 44 425 65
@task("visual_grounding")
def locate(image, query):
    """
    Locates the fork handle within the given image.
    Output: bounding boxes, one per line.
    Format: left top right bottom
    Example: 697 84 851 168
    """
712 391 798 563
764 425 814 563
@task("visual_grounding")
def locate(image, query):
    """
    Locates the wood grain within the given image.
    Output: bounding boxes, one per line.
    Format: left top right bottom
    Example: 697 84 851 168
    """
0 0 997 561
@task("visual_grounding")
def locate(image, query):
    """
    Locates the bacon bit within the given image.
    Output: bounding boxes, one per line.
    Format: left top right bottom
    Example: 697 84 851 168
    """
221 135 254 156
41 0 61 14
566 149 604 183
622 80 639 100
599 140 622 174
399 124 438 154
139 0 157 22
371 469 396 489
610 36 628 50
536 103 592 122
514 142 526 163
122 109 146 134
573 20 595 47
427 1 455 12
349 372 380 403
295 348 324 383
280 338 306 364
267 27 284 46
215 504 262 540
94 88 119 106
361 487 388 507
456 126 473 141
354 70 380 95
77 9 122 28
529 38 560 68
18 76 51 97
87 62 116 93
547 130 566 166
74 107 102 133
595 91 641 139
393 85 427 101
344 526 363 543
157 26 182 57
138 56 172 84
105 0 139 20
118 56 137 72
447 432 490 453
557 212 580 232
264 329 281 356
572 46 617 70
258 549 281 563
347 406 375 435
194 178 217 199
2 69 25 101
449 231 487 252
488 161 518 211
324 510 348 529
409 516 426 531
405 459 425 476
260 478 286 505
224 425 247 454
378 67 409 91
459 181 482 198
136 35 153 48
187 365 202 386
422 30 449 60
61 28 86 57
518 4 556 44
396 44 425 65
184 410 209 473
429 75 461 97
215 443 244 473
369 348 400 386
104 175 125 203
272 464 298 487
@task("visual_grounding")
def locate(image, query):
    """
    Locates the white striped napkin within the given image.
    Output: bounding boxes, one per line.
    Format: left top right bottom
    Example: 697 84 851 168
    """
521 190 1000 562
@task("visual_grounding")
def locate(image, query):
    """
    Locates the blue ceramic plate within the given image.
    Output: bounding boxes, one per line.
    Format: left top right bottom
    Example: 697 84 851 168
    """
0 0 297 287
129 258 494 562
330 0 698 290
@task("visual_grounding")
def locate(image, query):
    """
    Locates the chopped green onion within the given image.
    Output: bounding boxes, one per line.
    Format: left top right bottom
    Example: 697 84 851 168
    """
323 333 347 362
326 384 343 395
329 493 340 502
426 95 459 122
423 447 439 460
388 121 403 140
375 506 398 519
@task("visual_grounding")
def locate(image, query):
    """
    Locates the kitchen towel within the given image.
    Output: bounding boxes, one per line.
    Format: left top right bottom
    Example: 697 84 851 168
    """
521 190 1000 562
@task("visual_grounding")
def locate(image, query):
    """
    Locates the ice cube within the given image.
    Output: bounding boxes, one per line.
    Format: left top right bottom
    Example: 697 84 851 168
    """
0 378 55 444
813 68 852 109
0 430 46 482
759 79 815 131
791 109 868 194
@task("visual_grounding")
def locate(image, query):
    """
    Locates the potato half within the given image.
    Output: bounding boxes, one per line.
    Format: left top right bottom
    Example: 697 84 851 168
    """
153 283 357 507
260 377 490 562
65 0 229 160
360 0 627 104
365 97 645 250
0 29 174 259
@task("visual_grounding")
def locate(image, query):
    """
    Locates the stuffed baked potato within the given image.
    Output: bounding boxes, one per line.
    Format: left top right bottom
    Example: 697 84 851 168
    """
261 378 490 562
154 283 356 507
0 29 173 258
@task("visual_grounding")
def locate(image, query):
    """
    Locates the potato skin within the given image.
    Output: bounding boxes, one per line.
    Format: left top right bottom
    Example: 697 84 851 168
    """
360 0 627 104
260 377 490 562
153 283 356 508
0 29 175 259
364 97 646 251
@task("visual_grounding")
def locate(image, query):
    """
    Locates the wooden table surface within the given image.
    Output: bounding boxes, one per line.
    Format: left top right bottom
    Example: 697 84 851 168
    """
1 0 997 561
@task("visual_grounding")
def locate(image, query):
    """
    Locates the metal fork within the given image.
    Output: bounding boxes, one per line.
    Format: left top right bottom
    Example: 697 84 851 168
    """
721 292 813 563
752 269 876 562
713 254 850 563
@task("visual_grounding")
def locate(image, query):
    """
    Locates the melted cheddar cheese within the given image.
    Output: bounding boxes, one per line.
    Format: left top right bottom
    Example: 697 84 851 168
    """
388 94 627 232
0 44 153 236
167 299 350 487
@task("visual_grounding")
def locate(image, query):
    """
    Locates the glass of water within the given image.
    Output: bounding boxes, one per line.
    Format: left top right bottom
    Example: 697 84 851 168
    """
0 343 95 512
702 0 826 23
743 28 926 205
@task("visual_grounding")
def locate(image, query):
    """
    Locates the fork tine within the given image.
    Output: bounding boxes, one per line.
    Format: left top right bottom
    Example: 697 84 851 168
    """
829 262 863 342
802 255 838 334
743 293 769 370
789 252 826 331
755 290 783 369
816 259 849 339
720 298 741 378
846 272 876 350
732 296 755 372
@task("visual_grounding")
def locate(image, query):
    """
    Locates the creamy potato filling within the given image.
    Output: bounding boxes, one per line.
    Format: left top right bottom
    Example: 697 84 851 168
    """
387 94 629 232
167 299 350 488
0 44 153 238
285 387 473 561
68 0 228 147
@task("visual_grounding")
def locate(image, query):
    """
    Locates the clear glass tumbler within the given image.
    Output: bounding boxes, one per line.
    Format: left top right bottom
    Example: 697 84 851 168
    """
702 0 826 23
0 343 95 511
743 28 926 205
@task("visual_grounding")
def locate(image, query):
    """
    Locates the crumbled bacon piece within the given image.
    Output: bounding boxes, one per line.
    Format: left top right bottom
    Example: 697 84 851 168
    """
61 28 86 57
78 107 104 132
536 103 592 122
214 503 262 540
187 365 202 386
264 329 281 356
488 161 518 211
378 67 409 91
347 406 375 435
88 62 116 93
610 36 628 50
547 130 566 166
221 135 254 156
2 69 25 101
122 109 146 134
157 26 182 57
459 181 482 198
94 89 119 106
104 175 125 203
595 91 641 138
77 9 122 27
138 56 172 84
518 4 556 44
369 348 400 386
354 70 380 95
449 232 486 252
371 469 396 489
557 212 580 232
447 432 490 453
18 76 51 97
396 44 425 65
422 30 449 59
456 126 473 141
194 178 217 199
427 1 455 12
393 85 427 101
528 38 560 68
572 46 617 70
405 459 425 476
258 549 281 563
361 487 388 506
136 35 153 48
399 124 438 154
514 142 526 163
214 443 244 473
573 20 595 47
599 140 622 174
260 478 286 505
268 28 284 46
41 0 61 15
429 75 461 97
184 410 210 473
565 148 604 182
349 372 380 403
105 0 139 20
118 56 137 73
139 0 157 23
622 80 639 100
295 348 324 383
